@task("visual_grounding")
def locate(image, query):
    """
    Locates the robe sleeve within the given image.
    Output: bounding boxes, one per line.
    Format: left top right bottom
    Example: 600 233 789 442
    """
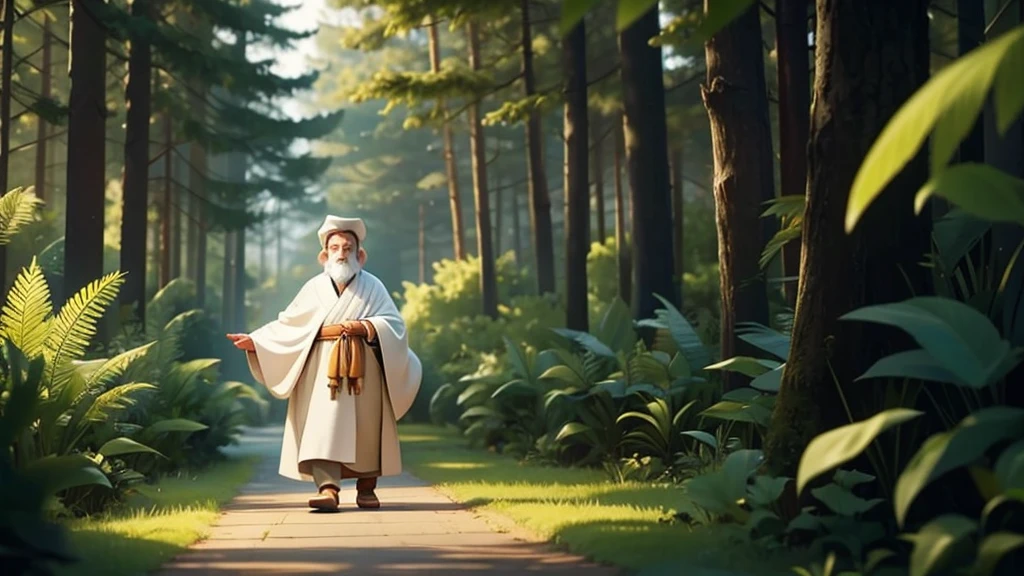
361 283 422 421
245 281 326 399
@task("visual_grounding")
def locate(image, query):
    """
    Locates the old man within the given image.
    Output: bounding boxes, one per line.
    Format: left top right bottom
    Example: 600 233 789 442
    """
226 216 421 511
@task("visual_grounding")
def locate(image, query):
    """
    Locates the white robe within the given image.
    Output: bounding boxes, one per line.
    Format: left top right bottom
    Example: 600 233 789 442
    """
244 270 422 481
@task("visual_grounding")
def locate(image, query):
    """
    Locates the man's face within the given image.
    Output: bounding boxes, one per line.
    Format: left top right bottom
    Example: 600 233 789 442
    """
327 233 356 263
324 232 361 284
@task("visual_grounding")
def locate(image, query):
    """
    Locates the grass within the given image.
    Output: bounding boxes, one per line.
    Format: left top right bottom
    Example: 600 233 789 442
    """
399 424 810 575
56 456 259 576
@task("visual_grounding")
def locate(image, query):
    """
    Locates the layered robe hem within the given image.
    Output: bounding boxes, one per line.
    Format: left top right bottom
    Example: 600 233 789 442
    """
244 271 421 482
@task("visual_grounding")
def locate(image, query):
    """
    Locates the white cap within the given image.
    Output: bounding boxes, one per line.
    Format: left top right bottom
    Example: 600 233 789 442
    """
317 215 366 247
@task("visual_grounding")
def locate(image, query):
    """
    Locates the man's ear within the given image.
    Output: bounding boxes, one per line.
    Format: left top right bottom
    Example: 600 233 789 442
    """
317 250 327 265
357 247 367 265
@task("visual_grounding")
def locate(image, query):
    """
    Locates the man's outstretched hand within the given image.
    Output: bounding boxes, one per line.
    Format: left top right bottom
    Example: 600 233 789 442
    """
226 333 255 352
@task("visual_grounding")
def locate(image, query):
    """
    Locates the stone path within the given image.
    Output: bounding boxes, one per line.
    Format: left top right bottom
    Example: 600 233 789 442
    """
158 426 618 575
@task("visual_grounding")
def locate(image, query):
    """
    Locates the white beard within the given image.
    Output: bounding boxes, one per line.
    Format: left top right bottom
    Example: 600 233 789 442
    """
324 257 361 285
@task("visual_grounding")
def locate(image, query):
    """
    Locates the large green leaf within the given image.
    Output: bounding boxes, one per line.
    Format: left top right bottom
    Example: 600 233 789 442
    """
700 400 772 427
855 349 967 386
847 25 1024 232
653 294 710 373
915 163 1024 225
995 439 1024 491
722 449 764 505
552 328 617 359
0 343 45 448
98 437 165 459
797 408 924 495
596 298 638 356
0 257 52 358
895 407 1024 526
736 323 790 360
932 209 992 270
22 454 112 495
973 532 1024 576
841 297 1017 388
141 418 208 436
750 365 783 393
704 356 777 378
555 421 594 443
810 483 884 517
901 515 977 576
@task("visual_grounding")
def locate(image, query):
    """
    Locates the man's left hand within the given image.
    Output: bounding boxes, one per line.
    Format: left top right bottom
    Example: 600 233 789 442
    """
340 320 367 336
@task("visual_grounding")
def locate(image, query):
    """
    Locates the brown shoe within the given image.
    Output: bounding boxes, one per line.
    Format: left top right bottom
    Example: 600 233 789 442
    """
356 477 380 509
308 485 339 511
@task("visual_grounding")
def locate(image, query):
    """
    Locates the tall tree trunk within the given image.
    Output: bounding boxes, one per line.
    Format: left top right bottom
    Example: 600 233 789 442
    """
776 0 811 308
564 19 590 331
671 142 684 304
614 118 630 304
118 0 152 325
512 182 522 264
428 18 466 261
34 15 53 203
467 21 498 319
160 113 172 287
418 202 426 283
223 231 235 327
276 201 283 290
765 0 932 475
620 6 675 321
259 217 266 281
957 0 984 164
233 226 245 329
0 0 14 291
593 123 606 244
64 0 107 304
494 177 503 256
521 0 555 294
702 1 775 388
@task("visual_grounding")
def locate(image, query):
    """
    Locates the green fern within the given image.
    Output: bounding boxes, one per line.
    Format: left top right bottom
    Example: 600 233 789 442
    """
0 257 53 357
43 270 126 387
0 186 42 245
81 341 156 389
83 383 156 424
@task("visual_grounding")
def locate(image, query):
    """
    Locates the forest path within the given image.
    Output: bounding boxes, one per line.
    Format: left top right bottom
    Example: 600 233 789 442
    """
156 425 616 575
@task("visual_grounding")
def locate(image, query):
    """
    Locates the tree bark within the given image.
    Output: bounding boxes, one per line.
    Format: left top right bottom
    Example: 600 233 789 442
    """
620 6 676 321
428 18 466 261
564 19 590 331
467 21 498 319
956 0 984 164
765 0 932 475
35 15 53 203
160 113 172 288
671 142 684 304
512 179 522 264
521 0 555 294
614 118 631 304
64 0 107 304
119 0 152 325
223 230 235 327
494 176 503 256
776 0 810 308
233 225 246 329
418 202 426 283
0 0 15 291
702 1 775 389
276 201 283 289
593 122 606 244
